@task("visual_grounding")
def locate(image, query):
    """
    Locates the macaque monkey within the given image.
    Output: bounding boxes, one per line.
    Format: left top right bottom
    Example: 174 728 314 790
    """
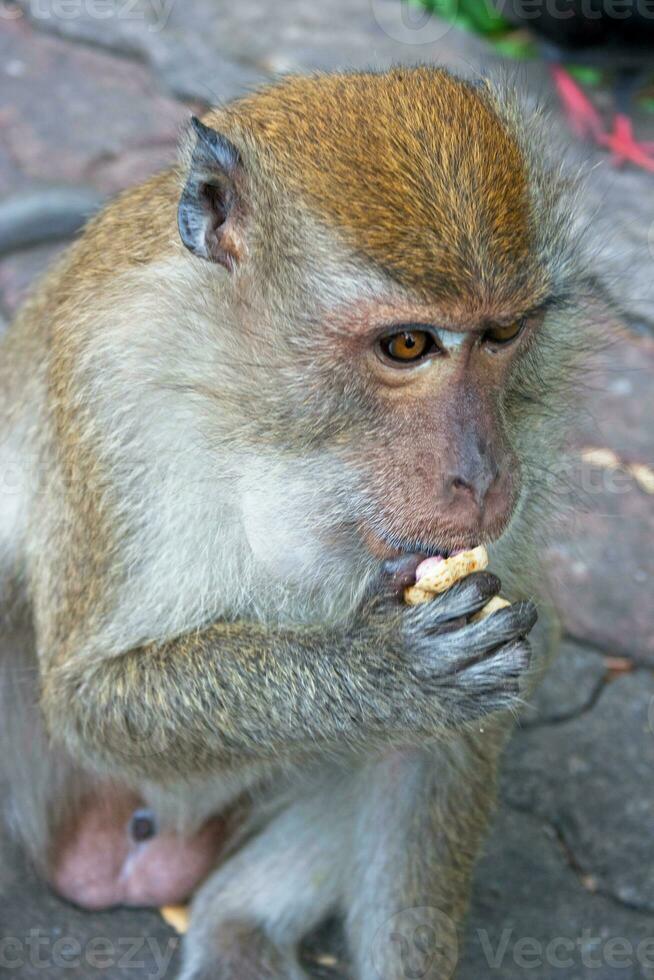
0 68 587 979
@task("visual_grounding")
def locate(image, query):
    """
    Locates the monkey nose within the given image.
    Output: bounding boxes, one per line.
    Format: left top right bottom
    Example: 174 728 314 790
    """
445 467 498 512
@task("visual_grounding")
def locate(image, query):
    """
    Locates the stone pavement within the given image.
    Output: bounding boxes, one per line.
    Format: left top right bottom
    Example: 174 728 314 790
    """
0 2 653 977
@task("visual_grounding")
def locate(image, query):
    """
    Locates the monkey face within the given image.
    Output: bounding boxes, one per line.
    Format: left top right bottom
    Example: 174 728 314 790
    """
176 68 582 579
311 299 554 564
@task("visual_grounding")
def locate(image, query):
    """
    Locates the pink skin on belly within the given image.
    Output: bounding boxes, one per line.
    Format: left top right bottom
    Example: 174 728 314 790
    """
49 788 228 911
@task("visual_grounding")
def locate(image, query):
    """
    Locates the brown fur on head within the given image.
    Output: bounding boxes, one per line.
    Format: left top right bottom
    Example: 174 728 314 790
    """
198 68 561 310
177 67 584 565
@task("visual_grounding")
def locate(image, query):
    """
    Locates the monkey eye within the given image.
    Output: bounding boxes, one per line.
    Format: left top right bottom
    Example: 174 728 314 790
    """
379 329 436 365
482 319 525 346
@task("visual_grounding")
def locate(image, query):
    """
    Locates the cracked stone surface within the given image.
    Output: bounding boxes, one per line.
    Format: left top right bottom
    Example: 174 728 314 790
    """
1 3 653 978
0 17 189 198
461 806 654 980
543 332 654 662
520 638 608 726
502 671 654 912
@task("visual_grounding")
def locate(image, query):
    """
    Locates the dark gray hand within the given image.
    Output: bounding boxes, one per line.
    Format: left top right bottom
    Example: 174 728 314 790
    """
365 572 537 727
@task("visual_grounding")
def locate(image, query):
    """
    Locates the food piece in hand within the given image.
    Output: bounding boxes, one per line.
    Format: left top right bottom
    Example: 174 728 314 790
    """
471 595 511 622
404 545 510 620
404 545 489 605
161 904 190 934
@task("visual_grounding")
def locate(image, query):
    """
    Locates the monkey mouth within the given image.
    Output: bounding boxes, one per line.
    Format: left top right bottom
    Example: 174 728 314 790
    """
361 524 480 563
380 545 479 595
360 525 484 593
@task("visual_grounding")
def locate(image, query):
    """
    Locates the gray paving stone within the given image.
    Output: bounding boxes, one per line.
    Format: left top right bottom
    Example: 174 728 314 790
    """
18 0 495 102
543 332 654 662
521 638 608 726
545 482 654 662
502 671 654 912
0 18 188 198
462 805 654 980
582 165 654 337
17 0 266 103
572 332 654 469
0 838 181 979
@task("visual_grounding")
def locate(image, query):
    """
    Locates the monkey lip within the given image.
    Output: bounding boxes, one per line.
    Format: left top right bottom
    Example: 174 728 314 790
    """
363 526 480 563
362 525 482 592
381 545 478 594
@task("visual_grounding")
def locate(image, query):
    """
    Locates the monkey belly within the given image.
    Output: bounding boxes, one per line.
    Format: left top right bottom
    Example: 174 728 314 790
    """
48 787 227 911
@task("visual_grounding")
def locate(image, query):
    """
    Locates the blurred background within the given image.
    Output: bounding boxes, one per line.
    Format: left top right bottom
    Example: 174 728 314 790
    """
0 1 652 977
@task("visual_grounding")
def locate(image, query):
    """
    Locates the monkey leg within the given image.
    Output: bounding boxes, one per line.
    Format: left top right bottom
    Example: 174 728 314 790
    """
178 769 354 980
49 786 228 910
344 731 507 980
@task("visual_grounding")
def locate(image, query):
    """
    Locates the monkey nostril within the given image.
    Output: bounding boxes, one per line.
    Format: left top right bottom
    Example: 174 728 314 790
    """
449 476 479 504
447 472 496 511
451 477 472 493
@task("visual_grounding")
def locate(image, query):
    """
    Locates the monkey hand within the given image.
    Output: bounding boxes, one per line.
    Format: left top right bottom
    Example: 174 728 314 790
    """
374 571 537 727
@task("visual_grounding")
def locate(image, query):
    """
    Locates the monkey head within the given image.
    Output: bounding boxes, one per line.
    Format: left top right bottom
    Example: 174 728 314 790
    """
177 68 583 581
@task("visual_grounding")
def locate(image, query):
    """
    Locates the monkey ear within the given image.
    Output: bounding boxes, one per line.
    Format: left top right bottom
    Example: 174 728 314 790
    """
178 117 245 271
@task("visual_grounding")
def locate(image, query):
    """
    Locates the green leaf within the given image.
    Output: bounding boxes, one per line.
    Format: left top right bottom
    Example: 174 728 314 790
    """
567 65 603 86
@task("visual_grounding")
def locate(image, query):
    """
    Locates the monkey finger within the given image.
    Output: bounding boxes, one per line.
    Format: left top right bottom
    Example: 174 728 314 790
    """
451 639 532 692
437 640 532 720
379 554 426 599
410 572 502 626
411 600 537 675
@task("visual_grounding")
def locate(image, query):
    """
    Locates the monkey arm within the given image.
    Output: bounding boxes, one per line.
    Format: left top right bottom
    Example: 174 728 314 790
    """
39 576 536 781
41 620 409 779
